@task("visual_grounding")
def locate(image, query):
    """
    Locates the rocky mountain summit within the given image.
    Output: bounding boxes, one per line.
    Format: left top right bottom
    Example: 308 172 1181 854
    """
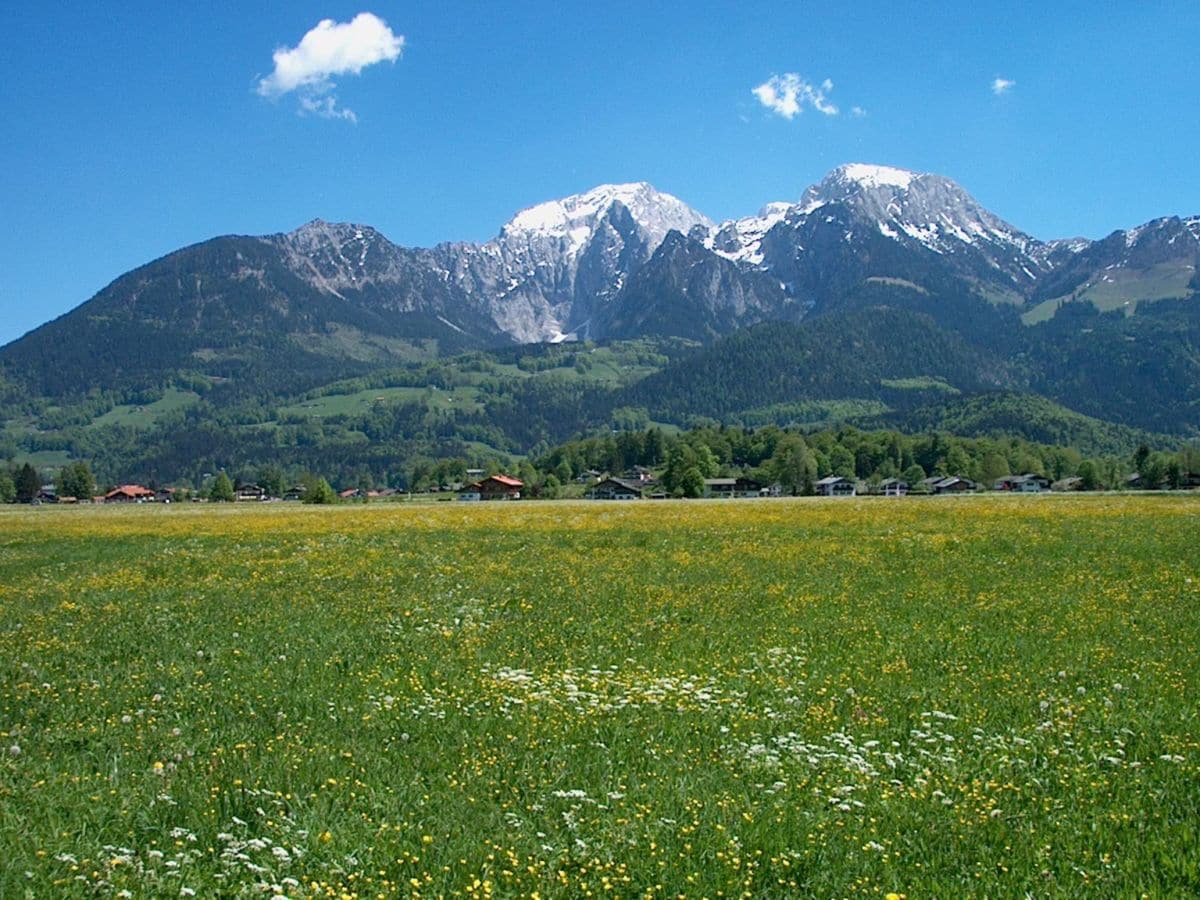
2 164 1196 408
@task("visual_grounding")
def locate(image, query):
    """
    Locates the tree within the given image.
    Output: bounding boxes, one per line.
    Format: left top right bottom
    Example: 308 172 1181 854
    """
57 461 95 500
0 471 14 504
769 435 817 496
15 463 39 504
1133 444 1151 476
542 474 562 499
1165 458 1184 490
828 445 856 479
553 459 573 485
302 477 336 504
1077 459 1100 491
257 464 286 499
209 472 235 502
677 466 705 498
978 452 1010 487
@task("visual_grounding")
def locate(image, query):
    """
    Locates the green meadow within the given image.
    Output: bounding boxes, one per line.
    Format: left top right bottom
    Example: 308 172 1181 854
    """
1 496 1198 897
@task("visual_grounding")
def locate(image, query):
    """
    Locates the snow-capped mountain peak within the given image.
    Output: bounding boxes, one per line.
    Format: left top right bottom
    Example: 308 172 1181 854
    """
831 163 919 190
500 182 712 255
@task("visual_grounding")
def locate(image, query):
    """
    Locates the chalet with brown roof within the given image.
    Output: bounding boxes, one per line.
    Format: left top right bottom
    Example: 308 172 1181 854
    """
104 484 155 503
470 474 523 500
235 483 268 502
588 477 644 500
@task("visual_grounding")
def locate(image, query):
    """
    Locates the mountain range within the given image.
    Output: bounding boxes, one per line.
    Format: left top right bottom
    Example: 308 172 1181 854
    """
1 163 1197 480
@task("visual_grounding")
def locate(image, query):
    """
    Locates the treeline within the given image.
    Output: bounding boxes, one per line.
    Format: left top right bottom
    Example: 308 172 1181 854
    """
6 421 1198 503
529 424 1200 497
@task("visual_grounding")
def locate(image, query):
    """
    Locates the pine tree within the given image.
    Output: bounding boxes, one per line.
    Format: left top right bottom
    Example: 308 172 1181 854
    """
209 472 235 502
15 463 39 504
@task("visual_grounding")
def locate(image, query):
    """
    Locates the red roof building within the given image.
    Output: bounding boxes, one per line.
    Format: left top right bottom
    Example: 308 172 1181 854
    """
472 474 523 500
104 484 156 503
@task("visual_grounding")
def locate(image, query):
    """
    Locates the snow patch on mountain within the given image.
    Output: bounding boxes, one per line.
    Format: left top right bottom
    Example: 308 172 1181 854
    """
705 202 791 265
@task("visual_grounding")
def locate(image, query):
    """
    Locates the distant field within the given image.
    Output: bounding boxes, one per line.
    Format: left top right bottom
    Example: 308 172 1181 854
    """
2 497 1198 897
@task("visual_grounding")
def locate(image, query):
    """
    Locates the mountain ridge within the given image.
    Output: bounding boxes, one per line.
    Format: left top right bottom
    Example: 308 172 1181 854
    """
2 163 1197 454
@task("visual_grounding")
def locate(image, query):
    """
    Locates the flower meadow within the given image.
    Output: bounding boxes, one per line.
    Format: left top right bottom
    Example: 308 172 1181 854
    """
1 495 1198 897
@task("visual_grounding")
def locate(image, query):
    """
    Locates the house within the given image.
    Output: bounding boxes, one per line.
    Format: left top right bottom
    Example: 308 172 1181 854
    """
878 478 909 497
1125 472 1162 490
625 466 657 484
930 475 976 494
155 487 178 503
469 474 523 500
1052 476 1094 492
1185 472 1200 490
575 469 602 485
993 473 1051 493
338 488 364 500
816 475 857 497
35 485 59 504
235 483 268 502
282 484 306 502
703 477 737 498
588 477 644 500
104 484 156 503
917 476 943 494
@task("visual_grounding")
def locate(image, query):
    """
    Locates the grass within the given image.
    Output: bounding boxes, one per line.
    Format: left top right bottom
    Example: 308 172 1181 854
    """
88 389 202 430
278 385 484 419
1022 262 1195 325
879 377 960 394
1 496 1198 897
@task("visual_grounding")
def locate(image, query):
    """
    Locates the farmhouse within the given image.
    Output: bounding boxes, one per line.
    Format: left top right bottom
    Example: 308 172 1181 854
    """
878 478 909 497
282 484 306 502
468 474 523 500
588 477 644 500
235 483 268 502
1052 476 1086 492
702 476 768 498
930 475 976 494
104 484 155 503
703 477 737 498
994 473 1051 493
816 475 857 497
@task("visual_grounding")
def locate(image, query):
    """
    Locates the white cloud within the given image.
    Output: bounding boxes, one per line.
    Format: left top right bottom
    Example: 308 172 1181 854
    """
991 77 1016 96
258 12 404 122
752 74 839 119
300 93 358 123
851 106 867 118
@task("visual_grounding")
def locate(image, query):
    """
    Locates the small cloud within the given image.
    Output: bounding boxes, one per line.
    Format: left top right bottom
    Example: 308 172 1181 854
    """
991 77 1016 96
300 93 358 123
752 74 839 119
851 106 867 118
258 12 404 122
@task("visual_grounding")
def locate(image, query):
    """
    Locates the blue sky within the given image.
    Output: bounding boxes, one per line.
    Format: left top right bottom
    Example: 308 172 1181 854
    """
3 1 1199 345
